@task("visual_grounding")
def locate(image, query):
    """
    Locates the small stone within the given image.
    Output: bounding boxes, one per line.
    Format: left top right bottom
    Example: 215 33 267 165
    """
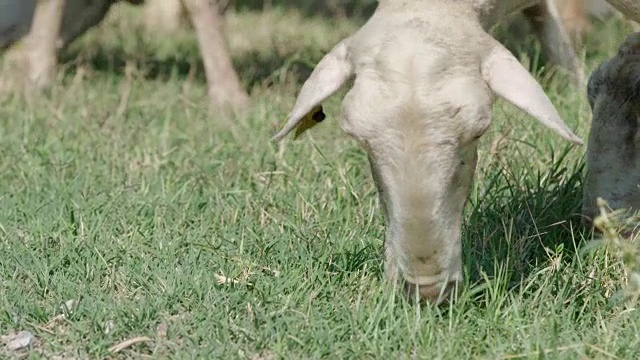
156 322 168 339
59 299 77 316
3 330 34 351
103 320 115 335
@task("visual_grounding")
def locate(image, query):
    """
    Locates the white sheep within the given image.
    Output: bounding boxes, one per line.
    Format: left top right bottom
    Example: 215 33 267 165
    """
583 32 640 224
272 0 593 303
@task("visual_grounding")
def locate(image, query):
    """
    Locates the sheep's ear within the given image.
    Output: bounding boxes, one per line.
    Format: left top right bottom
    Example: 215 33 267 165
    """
481 43 584 145
272 39 354 142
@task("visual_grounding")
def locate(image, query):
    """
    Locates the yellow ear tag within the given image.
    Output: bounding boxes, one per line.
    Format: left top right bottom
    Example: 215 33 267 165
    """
293 105 326 140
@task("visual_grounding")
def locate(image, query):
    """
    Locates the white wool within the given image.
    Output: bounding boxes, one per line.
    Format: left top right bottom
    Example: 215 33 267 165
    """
275 0 594 303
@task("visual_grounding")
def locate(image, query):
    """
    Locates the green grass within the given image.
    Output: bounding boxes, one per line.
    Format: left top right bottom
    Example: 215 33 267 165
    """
1 5 639 359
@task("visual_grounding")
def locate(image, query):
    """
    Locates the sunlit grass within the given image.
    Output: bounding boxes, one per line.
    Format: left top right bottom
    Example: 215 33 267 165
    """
0 4 638 359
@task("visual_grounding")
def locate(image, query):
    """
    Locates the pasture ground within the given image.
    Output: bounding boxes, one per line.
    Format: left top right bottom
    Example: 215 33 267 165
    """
0 4 639 359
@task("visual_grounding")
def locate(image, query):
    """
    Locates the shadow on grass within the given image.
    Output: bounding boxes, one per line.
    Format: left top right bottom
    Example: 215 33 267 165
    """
464 146 588 291
58 38 321 92
228 0 377 20
326 241 383 280
59 47 201 81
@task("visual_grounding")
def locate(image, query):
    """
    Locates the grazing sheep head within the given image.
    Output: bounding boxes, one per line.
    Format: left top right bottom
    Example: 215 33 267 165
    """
273 0 582 303
583 32 640 224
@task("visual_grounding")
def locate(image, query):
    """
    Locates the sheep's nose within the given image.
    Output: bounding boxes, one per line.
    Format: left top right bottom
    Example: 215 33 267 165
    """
404 280 459 304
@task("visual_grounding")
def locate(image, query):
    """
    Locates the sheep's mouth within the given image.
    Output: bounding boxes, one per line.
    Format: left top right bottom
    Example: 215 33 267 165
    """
403 279 458 304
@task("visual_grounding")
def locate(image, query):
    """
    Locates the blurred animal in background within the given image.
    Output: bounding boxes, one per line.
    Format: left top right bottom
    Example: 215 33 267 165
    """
0 0 247 110
555 0 640 45
1 0 640 113
582 32 640 225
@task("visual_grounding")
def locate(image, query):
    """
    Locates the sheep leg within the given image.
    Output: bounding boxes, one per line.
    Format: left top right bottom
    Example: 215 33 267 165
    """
523 0 584 86
144 0 185 35
556 0 590 46
605 0 640 24
22 0 66 89
181 0 249 111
